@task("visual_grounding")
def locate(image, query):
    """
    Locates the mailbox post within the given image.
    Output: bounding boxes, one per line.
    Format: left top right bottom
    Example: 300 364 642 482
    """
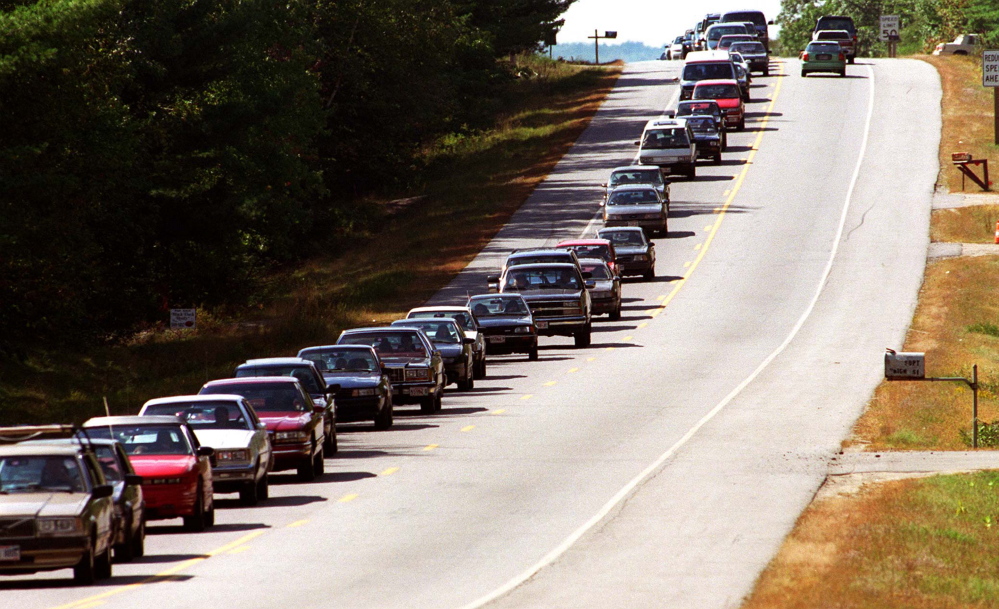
885 350 979 447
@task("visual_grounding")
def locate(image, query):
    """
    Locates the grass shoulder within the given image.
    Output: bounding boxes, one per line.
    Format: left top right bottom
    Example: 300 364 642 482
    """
0 56 621 425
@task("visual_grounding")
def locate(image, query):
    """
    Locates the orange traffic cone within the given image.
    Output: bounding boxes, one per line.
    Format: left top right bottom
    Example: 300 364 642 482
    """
995 221 999 244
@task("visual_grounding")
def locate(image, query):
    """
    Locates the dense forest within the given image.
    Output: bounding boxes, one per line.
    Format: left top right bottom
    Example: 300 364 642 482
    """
775 0 999 56
0 0 573 353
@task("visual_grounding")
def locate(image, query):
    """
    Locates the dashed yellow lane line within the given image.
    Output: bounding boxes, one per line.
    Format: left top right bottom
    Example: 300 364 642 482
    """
543 381 557 387
567 367 580 373
704 224 714 231
623 336 633 342
423 444 439 451
605 346 616 351
380 467 400 476
637 322 648 329
656 294 667 301
49 530 268 609
287 519 310 528
491 408 506 415
520 395 533 401
338 494 359 503
586 357 597 362
461 425 475 432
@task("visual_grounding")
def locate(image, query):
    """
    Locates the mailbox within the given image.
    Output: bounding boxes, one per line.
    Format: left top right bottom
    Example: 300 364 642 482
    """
885 350 925 380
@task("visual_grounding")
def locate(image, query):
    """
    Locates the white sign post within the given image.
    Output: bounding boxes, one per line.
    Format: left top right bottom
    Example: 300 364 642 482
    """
985 50 999 145
170 308 197 330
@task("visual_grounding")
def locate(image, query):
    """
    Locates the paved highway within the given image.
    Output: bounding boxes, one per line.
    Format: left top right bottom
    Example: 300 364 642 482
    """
4 57 940 609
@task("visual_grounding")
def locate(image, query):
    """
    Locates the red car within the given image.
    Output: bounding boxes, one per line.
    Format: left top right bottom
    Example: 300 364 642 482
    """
83 415 216 532
199 376 328 481
692 79 745 131
555 239 619 277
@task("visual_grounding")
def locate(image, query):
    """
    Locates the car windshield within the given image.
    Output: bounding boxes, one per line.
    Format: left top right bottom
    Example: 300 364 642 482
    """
505 267 581 291
694 84 741 99
469 296 528 316
642 127 690 149
686 117 718 133
300 348 378 372
393 320 461 344
143 401 251 430
507 254 572 267
817 17 853 31
340 332 429 358
235 365 322 395
86 425 195 456
730 42 765 54
599 229 647 247
609 170 661 187
201 382 310 413
566 244 611 261
677 102 720 118
682 63 734 80
608 189 659 205
707 25 746 40
408 311 473 331
0 456 86 493
580 264 611 280
808 43 842 53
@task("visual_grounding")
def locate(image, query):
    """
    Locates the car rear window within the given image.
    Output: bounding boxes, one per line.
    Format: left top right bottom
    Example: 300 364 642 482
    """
683 63 734 81
580 264 612 280
693 84 741 99
707 25 747 40
730 42 765 54
817 31 850 40
722 11 767 26
807 43 842 54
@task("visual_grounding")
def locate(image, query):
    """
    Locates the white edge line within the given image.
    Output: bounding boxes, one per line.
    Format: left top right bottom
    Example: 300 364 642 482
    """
458 61 876 609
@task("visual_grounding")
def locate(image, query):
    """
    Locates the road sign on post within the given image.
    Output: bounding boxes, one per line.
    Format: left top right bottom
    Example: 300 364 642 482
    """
985 50 999 145
587 30 619 65
170 308 196 330
880 15 900 57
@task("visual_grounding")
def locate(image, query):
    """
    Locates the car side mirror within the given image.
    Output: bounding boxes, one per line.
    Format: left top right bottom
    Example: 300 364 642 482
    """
197 446 215 458
125 474 143 486
463 337 475 345
326 383 341 393
92 484 114 499
487 275 499 283
600 182 607 188
585 280 596 289
599 201 605 207
257 422 267 431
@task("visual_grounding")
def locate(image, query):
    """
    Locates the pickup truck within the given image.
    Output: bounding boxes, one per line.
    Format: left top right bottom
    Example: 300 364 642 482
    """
933 34 982 56
496 262 593 348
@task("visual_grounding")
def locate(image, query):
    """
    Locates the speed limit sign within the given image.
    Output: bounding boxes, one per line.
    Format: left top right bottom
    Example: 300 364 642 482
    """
880 15 900 41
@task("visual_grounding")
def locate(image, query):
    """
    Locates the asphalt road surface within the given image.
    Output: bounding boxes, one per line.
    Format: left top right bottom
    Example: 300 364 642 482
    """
5 57 941 609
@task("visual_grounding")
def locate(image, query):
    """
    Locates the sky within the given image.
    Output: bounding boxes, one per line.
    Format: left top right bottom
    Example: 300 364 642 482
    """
557 0 785 47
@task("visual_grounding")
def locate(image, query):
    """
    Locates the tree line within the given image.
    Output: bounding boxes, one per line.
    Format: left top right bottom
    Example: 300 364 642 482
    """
775 0 999 56
0 0 574 353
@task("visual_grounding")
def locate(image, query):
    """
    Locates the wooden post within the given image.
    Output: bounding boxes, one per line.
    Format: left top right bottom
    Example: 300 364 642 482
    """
594 29 599 65
995 88 998 145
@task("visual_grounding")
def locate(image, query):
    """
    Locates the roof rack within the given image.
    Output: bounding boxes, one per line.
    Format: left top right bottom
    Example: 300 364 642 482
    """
0 424 100 451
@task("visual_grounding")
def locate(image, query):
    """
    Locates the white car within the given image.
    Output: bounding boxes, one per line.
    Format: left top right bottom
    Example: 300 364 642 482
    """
139 394 272 505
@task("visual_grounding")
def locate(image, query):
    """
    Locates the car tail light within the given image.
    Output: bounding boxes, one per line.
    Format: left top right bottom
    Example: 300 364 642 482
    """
802 52 809 61
839 53 845 61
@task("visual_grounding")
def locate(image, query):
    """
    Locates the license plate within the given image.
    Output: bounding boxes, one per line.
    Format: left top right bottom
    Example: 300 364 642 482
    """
0 546 20 561
488 336 506 344
816 54 831 60
535 321 549 329
406 387 428 396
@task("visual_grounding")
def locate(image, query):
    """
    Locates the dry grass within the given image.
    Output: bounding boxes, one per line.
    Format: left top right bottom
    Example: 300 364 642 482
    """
932 205 999 243
919 55 998 193
0 60 621 424
743 471 999 609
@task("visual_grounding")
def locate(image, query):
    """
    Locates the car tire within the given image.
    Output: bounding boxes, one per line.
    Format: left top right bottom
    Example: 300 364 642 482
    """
610 304 622 321
374 402 394 430
688 164 696 179
528 345 539 361
131 520 145 558
848 57 855 64
183 487 207 532
721 133 728 151
314 446 325 476
574 324 592 348
74 544 96 585
476 357 487 379
642 267 654 281
297 445 317 482
458 364 474 391
257 472 269 500
801 70 807 77
420 394 436 413
324 426 338 455
95 544 112 580
240 479 259 506
713 152 722 165
434 391 443 413
114 517 135 563
839 69 846 77
738 118 746 131
763 68 769 76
